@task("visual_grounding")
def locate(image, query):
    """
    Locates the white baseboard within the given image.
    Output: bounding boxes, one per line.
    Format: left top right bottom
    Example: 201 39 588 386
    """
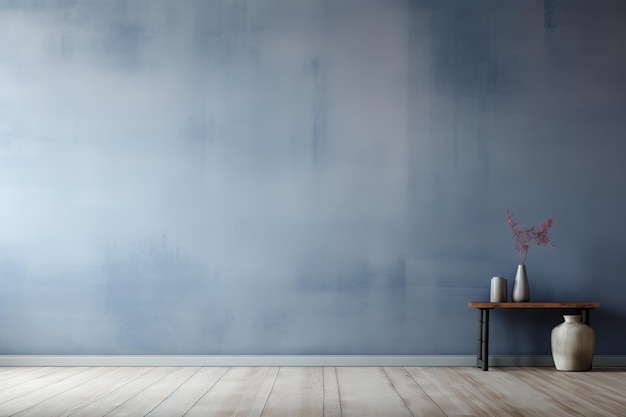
0 355 624 367
0 355 471 367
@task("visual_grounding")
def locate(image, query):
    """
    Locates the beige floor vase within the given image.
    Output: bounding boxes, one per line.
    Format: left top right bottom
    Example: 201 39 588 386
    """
551 315 595 371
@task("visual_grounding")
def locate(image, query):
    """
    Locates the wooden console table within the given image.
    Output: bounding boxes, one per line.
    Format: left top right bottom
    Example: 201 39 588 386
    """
468 302 600 371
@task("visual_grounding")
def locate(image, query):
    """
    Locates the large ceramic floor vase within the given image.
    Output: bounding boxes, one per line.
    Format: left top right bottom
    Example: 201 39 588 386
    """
511 264 530 302
551 315 595 371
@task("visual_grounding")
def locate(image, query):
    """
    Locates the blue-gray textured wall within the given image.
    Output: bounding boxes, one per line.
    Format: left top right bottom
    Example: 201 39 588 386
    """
1 0 625 356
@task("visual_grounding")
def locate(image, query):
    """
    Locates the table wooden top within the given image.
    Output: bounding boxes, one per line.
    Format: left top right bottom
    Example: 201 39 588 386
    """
468 302 600 309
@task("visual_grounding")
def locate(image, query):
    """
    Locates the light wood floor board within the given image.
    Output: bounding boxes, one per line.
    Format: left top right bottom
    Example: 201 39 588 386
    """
405 367 511 417
184 367 277 417
336 367 412 417
0 367 111 417
0 366 624 417
0 367 70 392
559 367 626 398
68 367 178 417
382 367 446 417
145 367 227 417
261 367 323 417
0 367 57 386
12 367 151 417
450 367 585 417
322 367 341 417
104 367 199 417
511 367 626 416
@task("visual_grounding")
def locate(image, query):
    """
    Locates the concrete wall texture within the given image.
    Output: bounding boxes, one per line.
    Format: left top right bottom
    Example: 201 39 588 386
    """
1 0 625 356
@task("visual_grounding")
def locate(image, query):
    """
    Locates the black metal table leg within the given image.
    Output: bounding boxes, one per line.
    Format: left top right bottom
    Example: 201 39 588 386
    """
476 309 482 368
581 309 590 325
481 309 489 371
476 308 489 371
574 308 591 325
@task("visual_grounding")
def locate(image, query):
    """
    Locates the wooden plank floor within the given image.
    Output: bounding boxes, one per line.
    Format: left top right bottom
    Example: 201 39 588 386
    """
0 366 624 417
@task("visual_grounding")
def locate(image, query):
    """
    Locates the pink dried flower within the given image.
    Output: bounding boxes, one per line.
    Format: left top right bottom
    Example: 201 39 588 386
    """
506 209 554 264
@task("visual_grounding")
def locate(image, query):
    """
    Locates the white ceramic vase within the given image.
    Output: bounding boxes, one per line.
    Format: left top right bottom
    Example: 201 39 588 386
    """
511 264 529 302
551 315 595 371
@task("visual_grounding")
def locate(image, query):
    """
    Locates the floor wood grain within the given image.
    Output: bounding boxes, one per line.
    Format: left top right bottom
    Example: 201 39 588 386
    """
0 366 624 416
